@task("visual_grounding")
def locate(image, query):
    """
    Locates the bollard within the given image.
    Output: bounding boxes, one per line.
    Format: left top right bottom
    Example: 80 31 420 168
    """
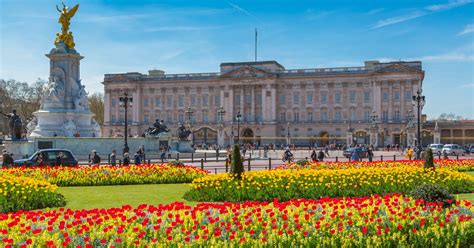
161 157 164 163
381 155 383 161
201 158 204 170
269 157 272 170
88 154 91 162
457 154 459 160
349 157 351 162
119 159 122 166
336 156 338 162
225 159 229 173
248 158 251 171
144 154 146 162
204 153 207 162
215 168 217 174
177 153 180 161
216 152 219 162
393 155 396 161
191 153 194 163
108 154 111 165
305 157 308 161
148 159 151 165
438 154 441 160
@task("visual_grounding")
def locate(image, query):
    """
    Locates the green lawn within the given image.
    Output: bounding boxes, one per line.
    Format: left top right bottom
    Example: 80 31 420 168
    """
57 184 194 209
457 171 474 202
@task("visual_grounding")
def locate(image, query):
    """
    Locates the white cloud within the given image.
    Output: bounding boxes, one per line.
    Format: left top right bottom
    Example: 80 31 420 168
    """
228 3 263 24
372 0 474 29
458 24 474 35
366 8 385 15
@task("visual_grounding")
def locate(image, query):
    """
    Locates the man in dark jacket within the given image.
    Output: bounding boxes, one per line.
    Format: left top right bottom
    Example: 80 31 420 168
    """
90 150 101 165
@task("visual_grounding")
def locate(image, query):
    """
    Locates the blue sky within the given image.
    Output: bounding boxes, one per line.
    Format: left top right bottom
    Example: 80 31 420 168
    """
1 0 473 118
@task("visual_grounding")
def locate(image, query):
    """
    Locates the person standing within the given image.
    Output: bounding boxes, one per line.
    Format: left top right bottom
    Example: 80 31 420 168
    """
56 151 64 166
36 152 45 166
406 147 413 161
310 149 318 162
351 149 360 162
317 150 325 162
123 153 130 166
137 145 145 162
325 146 330 157
90 150 101 165
367 145 374 162
110 150 116 166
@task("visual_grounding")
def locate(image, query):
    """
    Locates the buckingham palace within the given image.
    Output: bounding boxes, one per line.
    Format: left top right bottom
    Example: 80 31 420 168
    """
102 60 425 147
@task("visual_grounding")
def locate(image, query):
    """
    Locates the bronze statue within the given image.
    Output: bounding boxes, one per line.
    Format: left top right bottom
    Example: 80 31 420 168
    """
143 119 170 137
0 110 23 140
54 3 79 49
177 122 192 141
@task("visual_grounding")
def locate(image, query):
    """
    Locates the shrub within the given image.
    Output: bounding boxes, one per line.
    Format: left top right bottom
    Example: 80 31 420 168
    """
410 183 454 208
296 159 309 166
168 160 184 166
424 148 435 170
230 144 244 180
0 175 65 213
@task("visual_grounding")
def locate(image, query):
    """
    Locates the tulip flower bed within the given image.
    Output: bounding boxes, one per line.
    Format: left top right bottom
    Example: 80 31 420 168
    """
1 194 473 247
185 167 474 202
0 175 65 213
0 164 209 187
277 159 474 172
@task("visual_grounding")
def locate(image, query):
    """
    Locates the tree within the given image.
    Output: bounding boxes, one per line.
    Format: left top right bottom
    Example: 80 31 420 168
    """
424 148 434 171
436 113 464 121
88 92 104 125
230 144 244 180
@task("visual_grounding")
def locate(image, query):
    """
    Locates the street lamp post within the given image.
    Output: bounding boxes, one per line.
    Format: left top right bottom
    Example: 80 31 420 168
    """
236 112 242 145
119 92 133 154
217 106 226 146
286 122 290 147
412 89 425 159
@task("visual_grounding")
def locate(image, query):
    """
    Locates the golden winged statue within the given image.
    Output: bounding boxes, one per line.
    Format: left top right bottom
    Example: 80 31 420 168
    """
54 3 79 49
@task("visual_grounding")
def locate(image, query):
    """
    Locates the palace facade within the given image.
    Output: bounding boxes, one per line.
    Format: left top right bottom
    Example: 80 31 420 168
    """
102 60 426 147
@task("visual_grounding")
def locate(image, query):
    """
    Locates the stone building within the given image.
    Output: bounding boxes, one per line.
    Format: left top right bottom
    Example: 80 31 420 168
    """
102 60 426 147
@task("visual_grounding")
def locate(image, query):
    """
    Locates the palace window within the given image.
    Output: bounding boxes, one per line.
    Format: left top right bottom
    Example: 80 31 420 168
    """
203 95 209 106
245 94 252 104
335 111 341 121
179 114 184 123
178 95 184 107
350 111 356 121
364 111 370 122
155 97 161 107
394 111 401 121
364 92 370 103
349 91 356 103
167 96 172 108
335 92 341 104
203 113 209 123
293 92 300 105
405 91 411 101
321 112 328 122
383 92 389 102
144 114 149 123
293 112 300 122
256 111 262 122
191 95 197 105
280 112 286 122
111 115 116 123
306 94 313 104
214 95 220 106
382 111 388 122
321 93 327 103
279 95 286 105
256 94 262 105
245 112 252 122
112 99 117 107
234 94 240 105
308 112 313 122
394 91 400 102
143 99 149 107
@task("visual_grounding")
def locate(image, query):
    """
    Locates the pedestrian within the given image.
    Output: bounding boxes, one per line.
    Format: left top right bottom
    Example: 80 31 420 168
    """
56 151 64 166
310 149 317 162
160 148 166 162
325 146 330 157
110 149 116 166
36 152 45 166
406 147 413 161
317 150 325 162
2 150 13 168
137 145 145 162
367 146 374 162
134 152 141 165
90 150 101 165
351 149 360 162
123 153 130 166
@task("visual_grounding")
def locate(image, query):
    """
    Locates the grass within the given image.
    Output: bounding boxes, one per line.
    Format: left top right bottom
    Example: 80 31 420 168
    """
57 184 194 209
54 171 474 210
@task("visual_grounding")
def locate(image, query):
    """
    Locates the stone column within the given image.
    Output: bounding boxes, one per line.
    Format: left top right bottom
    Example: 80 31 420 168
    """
132 89 139 124
251 86 255 122
217 126 225 147
400 83 405 120
240 87 244 117
261 86 267 122
388 83 393 122
104 89 111 124
227 86 234 122
433 122 441 144
271 86 277 122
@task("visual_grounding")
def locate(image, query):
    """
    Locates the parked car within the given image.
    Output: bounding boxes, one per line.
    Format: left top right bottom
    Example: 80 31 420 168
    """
343 147 368 159
463 146 471 155
441 144 465 156
428 144 444 155
13 149 78 167
470 146 474 154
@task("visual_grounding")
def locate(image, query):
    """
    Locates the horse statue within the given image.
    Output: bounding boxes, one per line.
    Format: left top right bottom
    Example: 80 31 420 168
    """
143 119 170 137
177 123 192 141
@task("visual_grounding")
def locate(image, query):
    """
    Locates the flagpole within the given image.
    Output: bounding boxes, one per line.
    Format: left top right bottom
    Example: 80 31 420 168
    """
255 28 257 62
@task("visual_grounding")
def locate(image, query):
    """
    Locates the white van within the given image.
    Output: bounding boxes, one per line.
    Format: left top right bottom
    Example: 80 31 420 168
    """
429 144 444 155
441 144 465 156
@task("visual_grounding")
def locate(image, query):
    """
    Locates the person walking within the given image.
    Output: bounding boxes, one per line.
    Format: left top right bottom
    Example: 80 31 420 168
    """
325 146 330 157
90 150 101 166
134 152 141 165
110 150 117 166
123 153 130 166
310 149 318 162
367 146 374 162
406 147 413 161
317 150 325 162
160 148 166 162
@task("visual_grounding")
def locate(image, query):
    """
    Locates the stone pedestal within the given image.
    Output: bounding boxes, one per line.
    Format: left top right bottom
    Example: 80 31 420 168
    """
217 126 225 147
406 128 416 148
29 42 101 138
433 122 441 144
346 132 353 147
3 140 35 160
370 131 378 147
171 140 194 153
